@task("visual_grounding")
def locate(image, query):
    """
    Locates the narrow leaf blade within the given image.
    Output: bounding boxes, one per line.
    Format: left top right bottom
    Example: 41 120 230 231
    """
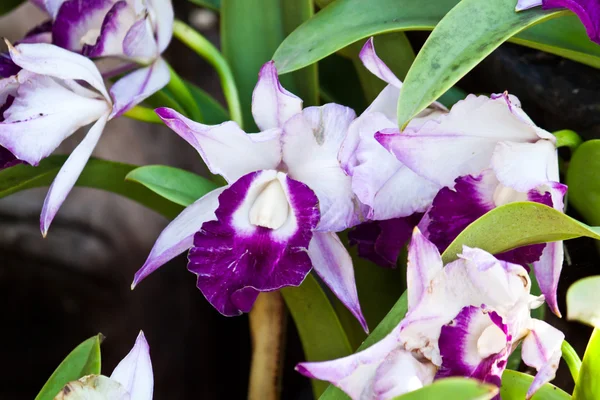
573 329 600 400
501 370 571 400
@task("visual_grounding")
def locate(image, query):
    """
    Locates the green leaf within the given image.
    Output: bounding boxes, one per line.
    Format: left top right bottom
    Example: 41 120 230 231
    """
273 0 599 78
281 273 353 397
125 165 218 207
392 378 498 400
189 0 221 11
441 202 600 264
185 81 230 125
501 370 571 400
0 0 24 15
567 276 600 328
396 0 564 128
567 140 600 225
35 335 102 400
573 329 600 400
0 156 183 220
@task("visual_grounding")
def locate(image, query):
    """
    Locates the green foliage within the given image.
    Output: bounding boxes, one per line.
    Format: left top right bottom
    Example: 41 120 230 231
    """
189 0 221 11
0 0 24 15
567 276 600 328
500 370 571 400
567 140 600 225
392 378 498 400
573 329 600 400
35 335 102 400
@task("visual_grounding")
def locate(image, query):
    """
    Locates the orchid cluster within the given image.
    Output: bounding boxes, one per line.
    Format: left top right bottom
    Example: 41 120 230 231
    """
3 0 600 399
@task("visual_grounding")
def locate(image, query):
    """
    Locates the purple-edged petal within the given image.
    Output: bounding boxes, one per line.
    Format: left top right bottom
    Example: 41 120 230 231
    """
252 61 303 131
156 107 281 183
532 241 564 317
0 73 110 165
436 306 510 387
132 186 225 288
359 38 402 88
83 1 136 58
492 140 558 192
407 227 444 310
282 104 360 232
189 170 320 316
376 94 541 188
40 113 109 235
9 43 111 100
544 0 600 44
309 232 368 333
0 53 20 78
516 0 543 10
123 17 160 62
43 0 68 18
521 319 564 398
148 0 175 53
110 57 170 118
52 0 116 52
110 331 153 400
349 214 422 268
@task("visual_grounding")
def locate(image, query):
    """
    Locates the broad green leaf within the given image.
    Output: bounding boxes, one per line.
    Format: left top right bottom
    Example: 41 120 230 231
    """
185 81 230 125
0 156 183 220
125 165 218 207
273 0 600 78
281 273 353 397
441 202 600 264
392 378 498 400
567 140 600 225
567 276 600 328
573 329 600 400
35 335 102 400
501 370 571 400
189 0 220 11
0 0 24 15
396 0 565 128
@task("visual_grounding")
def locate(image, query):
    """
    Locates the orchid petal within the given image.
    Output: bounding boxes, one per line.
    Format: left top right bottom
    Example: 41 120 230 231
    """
544 0 600 44
148 0 174 53
282 104 360 232
83 1 137 58
516 0 543 10
110 58 170 118
189 170 319 316
0 73 110 165
376 94 541 188
54 375 129 400
0 54 20 79
309 232 368 333
532 241 564 317
43 0 68 18
491 140 558 192
52 0 116 52
132 186 225 288
359 38 402 88
251 61 303 131
10 43 110 101
521 319 564 398
40 113 109 235
156 107 282 183
123 16 160 62
407 227 443 310
110 331 153 400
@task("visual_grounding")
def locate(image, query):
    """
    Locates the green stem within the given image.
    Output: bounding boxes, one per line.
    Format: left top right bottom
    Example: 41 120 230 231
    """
166 63 204 121
561 340 582 382
554 129 584 153
172 19 243 127
123 106 163 124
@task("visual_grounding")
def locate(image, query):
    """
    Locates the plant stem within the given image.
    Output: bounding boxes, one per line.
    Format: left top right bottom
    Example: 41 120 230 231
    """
165 63 204 121
561 339 582 382
123 106 163 124
554 129 584 153
172 19 243 127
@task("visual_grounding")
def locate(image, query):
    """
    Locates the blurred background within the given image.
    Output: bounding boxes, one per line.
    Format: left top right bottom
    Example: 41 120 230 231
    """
0 1 599 399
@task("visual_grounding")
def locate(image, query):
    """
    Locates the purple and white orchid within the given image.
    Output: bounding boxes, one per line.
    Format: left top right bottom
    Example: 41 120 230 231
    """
132 62 368 330
31 0 174 117
55 331 153 400
298 229 564 400
516 0 599 44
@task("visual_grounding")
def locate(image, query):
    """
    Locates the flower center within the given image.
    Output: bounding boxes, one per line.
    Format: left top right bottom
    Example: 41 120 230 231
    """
492 184 527 207
249 179 290 230
477 323 506 358
80 29 101 47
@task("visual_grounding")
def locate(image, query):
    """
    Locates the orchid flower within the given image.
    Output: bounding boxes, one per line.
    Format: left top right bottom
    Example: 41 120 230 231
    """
133 62 368 330
0 42 118 235
31 0 174 117
298 229 564 400
376 92 565 315
516 0 599 44
54 331 153 400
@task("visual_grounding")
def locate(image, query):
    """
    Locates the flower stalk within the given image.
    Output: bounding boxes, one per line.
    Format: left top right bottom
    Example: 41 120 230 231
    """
561 340 582 382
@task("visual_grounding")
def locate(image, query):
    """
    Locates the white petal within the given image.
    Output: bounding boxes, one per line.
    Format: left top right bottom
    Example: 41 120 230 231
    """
359 38 402 88
148 0 174 53
40 114 109 236
123 17 160 62
407 228 443 310
309 232 368 332
532 241 564 317
44 0 68 18
516 0 543 11
132 186 225 288
110 331 154 400
54 375 129 400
